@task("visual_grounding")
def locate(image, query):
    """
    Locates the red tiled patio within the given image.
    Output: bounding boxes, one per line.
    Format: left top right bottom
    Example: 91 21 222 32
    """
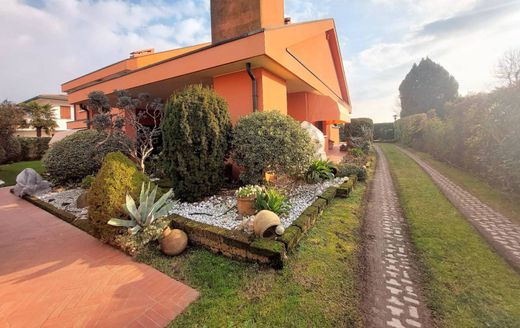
0 188 198 328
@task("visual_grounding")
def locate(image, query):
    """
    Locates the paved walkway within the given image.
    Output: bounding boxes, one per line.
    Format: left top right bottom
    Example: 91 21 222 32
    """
0 188 199 328
398 146 520 273
363 146 431 328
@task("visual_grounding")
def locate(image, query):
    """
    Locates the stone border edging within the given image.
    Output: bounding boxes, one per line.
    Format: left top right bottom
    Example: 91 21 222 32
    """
15 174 360 269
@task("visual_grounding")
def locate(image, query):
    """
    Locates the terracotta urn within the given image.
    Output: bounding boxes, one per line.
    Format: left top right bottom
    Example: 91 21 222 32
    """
160 227 188 256
236 196 256 216
253 210 281 238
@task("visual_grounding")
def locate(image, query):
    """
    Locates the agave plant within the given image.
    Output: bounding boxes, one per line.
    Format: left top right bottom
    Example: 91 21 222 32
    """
108 182 176 234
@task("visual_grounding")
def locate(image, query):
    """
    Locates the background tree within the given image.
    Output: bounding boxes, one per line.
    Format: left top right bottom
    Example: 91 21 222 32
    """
21 101 58 137
496 48 520 87
0 101 25 163
399 58 459 118
116 90 164 172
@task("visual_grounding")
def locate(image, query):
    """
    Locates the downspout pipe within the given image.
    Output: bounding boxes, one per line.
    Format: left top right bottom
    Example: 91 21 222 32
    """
246 63 258 112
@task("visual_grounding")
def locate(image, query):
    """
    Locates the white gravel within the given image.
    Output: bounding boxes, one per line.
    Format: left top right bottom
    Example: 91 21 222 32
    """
36 188 88 219
168 177 348 231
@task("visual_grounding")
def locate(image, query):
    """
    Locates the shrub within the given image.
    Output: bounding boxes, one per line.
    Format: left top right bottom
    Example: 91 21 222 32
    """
337 163 367 181
43 130 132 183
0 146 6 164
350 147 364 158
344 118 374 141
235 185 263 198
305 160 336 183
3 137 21 163
254 188 290 216
374 123 396 141
88 152 152 241
162 85 232 201
80 175 95 189
233 111 315 184
18 137 51 161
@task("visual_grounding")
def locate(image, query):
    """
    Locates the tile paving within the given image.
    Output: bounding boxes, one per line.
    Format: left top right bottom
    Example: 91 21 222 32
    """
363 145 431 328
0 187 198 328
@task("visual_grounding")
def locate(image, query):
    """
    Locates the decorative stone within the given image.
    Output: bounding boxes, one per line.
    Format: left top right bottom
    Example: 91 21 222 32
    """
160 227 188 256
76 191 89 208
301 121 327 160
254 210 281 238
275 225 285 236
0 179 4 186
13 168 51 197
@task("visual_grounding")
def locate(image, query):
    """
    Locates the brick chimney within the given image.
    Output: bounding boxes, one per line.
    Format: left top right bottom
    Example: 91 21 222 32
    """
211 0 284 44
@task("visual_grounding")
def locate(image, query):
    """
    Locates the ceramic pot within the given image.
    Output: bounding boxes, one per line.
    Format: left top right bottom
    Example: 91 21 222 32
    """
160 227 188 256
264 171 276 183
253 210 281 238
237 196 256 216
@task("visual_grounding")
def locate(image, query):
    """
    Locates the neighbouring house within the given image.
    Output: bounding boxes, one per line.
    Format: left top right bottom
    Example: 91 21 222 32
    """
17 94 73 137
62 0 351 150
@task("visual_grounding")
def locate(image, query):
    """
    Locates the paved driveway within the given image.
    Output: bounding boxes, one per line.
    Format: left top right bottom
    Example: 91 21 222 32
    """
0 188 198 328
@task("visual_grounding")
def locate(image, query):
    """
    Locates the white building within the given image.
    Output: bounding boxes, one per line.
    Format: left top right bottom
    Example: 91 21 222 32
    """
17 94 73 137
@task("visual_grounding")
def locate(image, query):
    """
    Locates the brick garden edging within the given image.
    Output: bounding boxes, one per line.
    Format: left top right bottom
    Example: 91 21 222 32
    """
169 174 360 268
15 174 361 269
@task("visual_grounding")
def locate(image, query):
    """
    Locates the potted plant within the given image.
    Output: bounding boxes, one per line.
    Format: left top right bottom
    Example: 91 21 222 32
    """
235 185 262 216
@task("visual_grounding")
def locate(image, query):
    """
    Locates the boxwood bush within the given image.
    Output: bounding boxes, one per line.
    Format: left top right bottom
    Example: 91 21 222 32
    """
2 137 21 163
18 137 51 161
43 130 132 183
233 111 315 184
162 84 232 201
88 152 152 242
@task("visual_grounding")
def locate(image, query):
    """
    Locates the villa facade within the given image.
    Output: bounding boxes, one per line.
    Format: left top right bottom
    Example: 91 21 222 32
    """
62 0 351 147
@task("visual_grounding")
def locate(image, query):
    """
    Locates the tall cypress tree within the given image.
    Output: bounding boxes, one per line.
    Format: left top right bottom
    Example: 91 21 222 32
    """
399 58 459 118
161 85 232 201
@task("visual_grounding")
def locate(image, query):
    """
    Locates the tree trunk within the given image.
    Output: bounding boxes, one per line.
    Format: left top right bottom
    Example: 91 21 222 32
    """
36 127 42 138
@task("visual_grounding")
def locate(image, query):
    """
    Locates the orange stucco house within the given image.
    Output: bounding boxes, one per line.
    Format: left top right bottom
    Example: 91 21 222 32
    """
62 0 351 148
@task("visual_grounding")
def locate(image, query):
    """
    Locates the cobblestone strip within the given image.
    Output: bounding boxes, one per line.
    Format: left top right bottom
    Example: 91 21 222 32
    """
397 146 520 273
363 145 431 328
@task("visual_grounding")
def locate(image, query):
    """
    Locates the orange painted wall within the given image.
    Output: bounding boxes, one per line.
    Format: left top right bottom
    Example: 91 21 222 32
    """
259 69 287 114
287 92 308 122
213 68 287 124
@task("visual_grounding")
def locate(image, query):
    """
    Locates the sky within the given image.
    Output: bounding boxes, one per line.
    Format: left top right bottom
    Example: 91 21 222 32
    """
1 0 519 123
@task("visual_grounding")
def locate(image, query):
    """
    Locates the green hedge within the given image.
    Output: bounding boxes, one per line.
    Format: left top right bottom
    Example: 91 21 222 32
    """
18 137 51 161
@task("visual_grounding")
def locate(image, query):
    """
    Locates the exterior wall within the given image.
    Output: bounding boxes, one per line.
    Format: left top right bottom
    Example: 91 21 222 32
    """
259 69 287 114
18 99 73 136
213 68 287 124
287 92 308 122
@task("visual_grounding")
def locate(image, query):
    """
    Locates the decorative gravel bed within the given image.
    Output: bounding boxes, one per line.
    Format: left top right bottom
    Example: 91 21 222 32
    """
32 177 347 233
168 177 348 231
36 188 88 219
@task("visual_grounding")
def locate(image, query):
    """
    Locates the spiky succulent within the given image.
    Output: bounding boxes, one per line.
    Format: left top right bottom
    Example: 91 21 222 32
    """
107 182 176 234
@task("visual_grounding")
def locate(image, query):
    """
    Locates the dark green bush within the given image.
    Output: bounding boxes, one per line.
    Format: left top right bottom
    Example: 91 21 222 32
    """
305 160 336 183
3 137 21 163
337 163 367 181
374 123 396 141
344 118 374 141
18 137 51 161
350 147 364 158
43 130 132 184
254 188 290 216
88 152 152 241
233 111 314 184
0 146 6 164
81 175 95 189
162 84 232 202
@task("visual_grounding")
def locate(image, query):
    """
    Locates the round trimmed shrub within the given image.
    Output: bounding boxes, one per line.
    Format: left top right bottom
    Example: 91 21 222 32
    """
233 111 315 184
88 152 152 241
43 130 132 183
3 137 21 163
162 84 232 201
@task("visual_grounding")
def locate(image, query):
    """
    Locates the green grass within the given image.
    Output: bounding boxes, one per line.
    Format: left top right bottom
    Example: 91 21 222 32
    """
0 160 44 186
407 147 520 224
137 184 367 328
380 143 520 328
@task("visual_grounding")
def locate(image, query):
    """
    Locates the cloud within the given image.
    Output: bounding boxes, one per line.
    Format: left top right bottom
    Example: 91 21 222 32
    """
0 0 210 102
349 0 520 122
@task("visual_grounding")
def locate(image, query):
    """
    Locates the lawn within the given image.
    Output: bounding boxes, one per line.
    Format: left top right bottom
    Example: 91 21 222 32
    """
137 183 368 328
407 147 520 224
380 143 520 328
0 160 44 186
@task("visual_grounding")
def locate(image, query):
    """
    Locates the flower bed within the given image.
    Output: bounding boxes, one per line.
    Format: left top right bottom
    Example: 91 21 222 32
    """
168 177 347 231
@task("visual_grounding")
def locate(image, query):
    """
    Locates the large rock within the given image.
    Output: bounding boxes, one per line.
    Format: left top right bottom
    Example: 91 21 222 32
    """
13 168 51 197
301 121 327 160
